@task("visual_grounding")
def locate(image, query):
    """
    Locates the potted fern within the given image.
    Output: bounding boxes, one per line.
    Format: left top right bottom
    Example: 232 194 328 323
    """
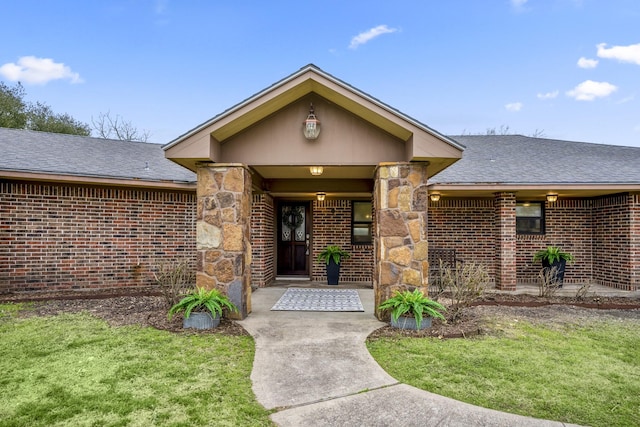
378 289 446 330
168 286 238 329
533 246 575 287
317 245 351 285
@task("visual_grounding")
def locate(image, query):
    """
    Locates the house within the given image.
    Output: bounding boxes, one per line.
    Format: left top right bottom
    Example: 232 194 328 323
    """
1 64 639 320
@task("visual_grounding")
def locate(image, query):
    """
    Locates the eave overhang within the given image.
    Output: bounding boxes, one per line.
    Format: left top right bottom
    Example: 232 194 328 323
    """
1 170 196 191
164 64 464 177
428 182 640 199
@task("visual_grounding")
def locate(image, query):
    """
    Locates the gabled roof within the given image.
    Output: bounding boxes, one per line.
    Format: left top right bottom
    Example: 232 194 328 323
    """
430 135 640 198
0 127 195 188
163 64 464 176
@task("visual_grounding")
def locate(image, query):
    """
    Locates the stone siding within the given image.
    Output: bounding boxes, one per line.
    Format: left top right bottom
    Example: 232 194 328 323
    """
373 162 429 319
196 164 252 318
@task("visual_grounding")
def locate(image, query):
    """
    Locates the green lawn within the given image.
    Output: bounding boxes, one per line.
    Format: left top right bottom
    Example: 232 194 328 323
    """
367 318 640 427
0 304 273 427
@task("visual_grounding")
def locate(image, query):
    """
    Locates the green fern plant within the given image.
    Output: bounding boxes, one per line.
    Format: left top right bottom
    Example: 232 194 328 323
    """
533 246 575 264
317 245 351 265
167 287 237 320
378 289 446 329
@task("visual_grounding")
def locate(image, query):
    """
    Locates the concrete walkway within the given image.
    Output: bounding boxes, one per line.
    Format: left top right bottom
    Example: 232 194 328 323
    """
239 287 581 427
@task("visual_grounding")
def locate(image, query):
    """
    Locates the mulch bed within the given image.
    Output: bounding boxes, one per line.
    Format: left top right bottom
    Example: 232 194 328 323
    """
3 290 639 339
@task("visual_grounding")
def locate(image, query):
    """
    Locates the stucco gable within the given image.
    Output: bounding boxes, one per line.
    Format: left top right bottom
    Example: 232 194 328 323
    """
164 64 463 176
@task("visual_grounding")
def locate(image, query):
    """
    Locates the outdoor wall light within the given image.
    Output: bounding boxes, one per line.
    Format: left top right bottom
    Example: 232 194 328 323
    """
316 192 326 201
429 193 441 202
309 166 324 176
546 194 558 203
303 103 321 140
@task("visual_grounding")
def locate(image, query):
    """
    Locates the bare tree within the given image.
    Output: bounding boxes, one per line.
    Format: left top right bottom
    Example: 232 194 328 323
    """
531 128 546 138
91 111 151 142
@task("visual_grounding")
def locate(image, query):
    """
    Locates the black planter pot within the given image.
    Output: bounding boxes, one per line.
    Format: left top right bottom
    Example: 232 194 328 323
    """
542 259 567 287
326 258 341 285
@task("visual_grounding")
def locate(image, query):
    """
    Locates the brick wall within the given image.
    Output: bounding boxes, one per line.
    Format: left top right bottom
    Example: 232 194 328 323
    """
592 194 635 290
0 180 196 294
517 199 593 285
251 193 275 287
427 199 496 278
312 199 373 283
631 193 640 289
427 195 638 290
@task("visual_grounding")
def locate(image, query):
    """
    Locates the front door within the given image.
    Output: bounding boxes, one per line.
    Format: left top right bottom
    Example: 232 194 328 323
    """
277 202 310 276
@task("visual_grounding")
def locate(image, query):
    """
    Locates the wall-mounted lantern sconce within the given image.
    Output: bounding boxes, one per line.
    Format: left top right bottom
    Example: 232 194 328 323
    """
316 192 326 201
546 193 558 203
303 103 321 140
429 193 441 202
309 166 323 176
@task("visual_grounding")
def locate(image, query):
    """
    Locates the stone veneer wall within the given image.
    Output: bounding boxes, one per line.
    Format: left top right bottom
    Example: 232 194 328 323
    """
251 193 275 288
373 162 429 320
0 180 196 294
195 164 252 318
311 199 373 283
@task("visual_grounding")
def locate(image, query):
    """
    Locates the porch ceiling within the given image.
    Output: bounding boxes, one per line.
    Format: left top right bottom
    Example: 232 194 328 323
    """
250 165 375 198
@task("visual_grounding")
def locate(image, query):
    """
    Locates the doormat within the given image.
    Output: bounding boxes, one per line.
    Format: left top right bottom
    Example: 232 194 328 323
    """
271 288 364 312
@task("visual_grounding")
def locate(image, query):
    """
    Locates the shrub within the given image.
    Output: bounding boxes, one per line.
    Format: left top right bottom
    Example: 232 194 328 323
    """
153 259 195 307
439 261 490 321
537 266 561 297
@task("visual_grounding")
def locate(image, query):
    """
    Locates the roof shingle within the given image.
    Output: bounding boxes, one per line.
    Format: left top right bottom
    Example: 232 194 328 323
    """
0 127 195 183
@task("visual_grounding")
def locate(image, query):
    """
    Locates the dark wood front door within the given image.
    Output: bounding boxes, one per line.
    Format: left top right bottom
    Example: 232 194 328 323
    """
277 202 310 276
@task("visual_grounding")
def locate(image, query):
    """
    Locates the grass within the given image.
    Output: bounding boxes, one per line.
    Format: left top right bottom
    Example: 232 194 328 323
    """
0 304 274 427
367 318 640 427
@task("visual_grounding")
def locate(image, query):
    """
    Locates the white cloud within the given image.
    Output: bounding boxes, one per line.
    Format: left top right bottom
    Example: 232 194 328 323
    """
566 80 617 101
537 90 559 100
0 56 83 85
597 42 640 65
349 25 398 49
617 95 635 104
505 102 523 112
510 0 530 12
577 57 598 69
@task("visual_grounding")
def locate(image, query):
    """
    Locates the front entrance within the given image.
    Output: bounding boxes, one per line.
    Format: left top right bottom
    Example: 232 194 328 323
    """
277 202 310 276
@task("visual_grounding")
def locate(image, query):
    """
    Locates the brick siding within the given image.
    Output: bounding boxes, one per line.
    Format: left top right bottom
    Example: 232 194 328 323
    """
251 193 275 287
312 199 374 283
428 194 639 290
0 180 196 294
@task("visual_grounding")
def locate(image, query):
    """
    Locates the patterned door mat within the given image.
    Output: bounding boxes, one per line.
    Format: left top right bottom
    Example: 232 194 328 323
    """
270 288 364 312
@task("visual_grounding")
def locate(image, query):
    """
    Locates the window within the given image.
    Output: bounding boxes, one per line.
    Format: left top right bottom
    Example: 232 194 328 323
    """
516 202 544 234
352 201 373 244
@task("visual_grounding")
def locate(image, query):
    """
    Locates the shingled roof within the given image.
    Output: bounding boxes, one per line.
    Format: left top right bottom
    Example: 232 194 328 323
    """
0 127 195 184
432 135 640 185
2 128 639 190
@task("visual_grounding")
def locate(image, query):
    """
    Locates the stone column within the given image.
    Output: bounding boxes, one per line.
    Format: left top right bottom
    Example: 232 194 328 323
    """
196 163 252 319
494 192 517 291
373 162 429 320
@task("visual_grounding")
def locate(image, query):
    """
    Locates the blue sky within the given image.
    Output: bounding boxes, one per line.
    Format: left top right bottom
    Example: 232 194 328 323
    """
1 0 639 147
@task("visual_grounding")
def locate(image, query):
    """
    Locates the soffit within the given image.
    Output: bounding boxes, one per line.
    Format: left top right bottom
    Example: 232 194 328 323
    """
428 183 640 200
